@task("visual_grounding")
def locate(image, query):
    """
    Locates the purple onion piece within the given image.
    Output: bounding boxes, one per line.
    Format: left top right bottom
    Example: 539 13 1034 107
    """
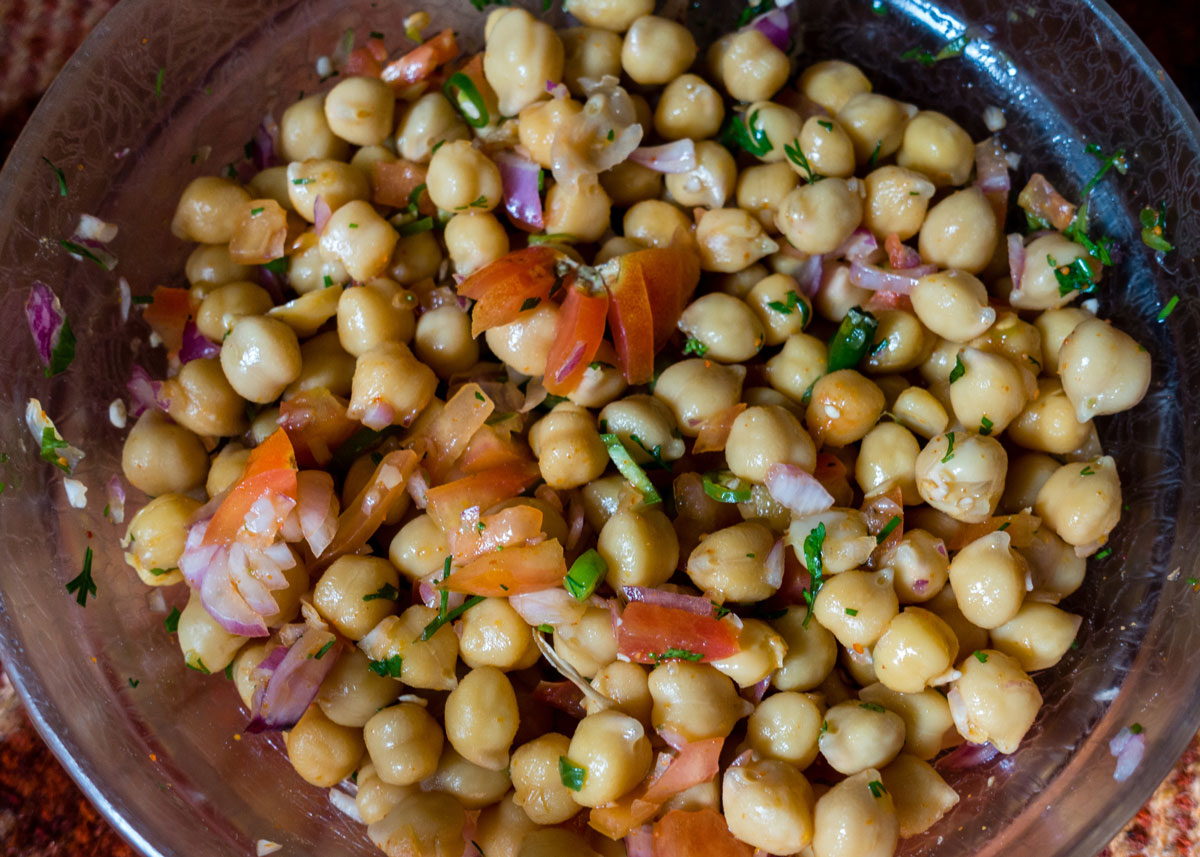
180 320 221 363
627 139 697 174
126 365 169 417
748 7 791 51
794 254 823 297
494 150 544 230
622 585 713 616
25 281 66 366
936 741 1000 771
246 628 342 733
253 113 280 171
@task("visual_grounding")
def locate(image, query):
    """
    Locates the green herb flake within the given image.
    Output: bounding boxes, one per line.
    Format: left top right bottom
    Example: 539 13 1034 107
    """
564 549 608 601
1080 465 1096 476
903 33 971 67
42 157 68 196
652 648 703 663
63 547 97 607
262 256 288 274
702 470 752 504
607 128 615 141
292 177 315 185
1129 722 1144 735
941 432 956 463
38 426 71 472
1094 547 1112 560
128 678 139 688
719 109 774 158
250 206 264 216
818 119 835 131
820 719 829 736
164 606 181 634
537 623 554 634
711 602 732 618
767 290 803 315
868 780 887 798
869 337 889 357
323 274 335 288
187 657 211 674
875 515 901 544
312 640 336 660
1140 202 1175 253
845 607 859 616
420 595 485 641
601 433 662 504
154 67 165 99
860 702 887 713
973 650 988 663
369 30 385 39
783 139 824 184
363 583 401 602
44 317 76 378
802 522 826 628
348 222 359 229
682 337 708 357
443 72 491 128
367 654 404 678
997 521 1011 532
827 306 880 372
60 239 112 270
559 756 587 791
1047 254 1096 297
397 217 434 237
148 567 175 577
629 433 671 472
224 662 234 680
1187 577 1199 589
1157 295 1179 322
520 297 541 312
866 139 883 169
948 354 966 383
130 295 154 305
979 416 994 436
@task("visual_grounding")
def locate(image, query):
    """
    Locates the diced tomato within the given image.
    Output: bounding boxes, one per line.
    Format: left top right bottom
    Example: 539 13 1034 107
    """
532 680 586 719
641 738 723 805
615 601 741 664
543 276 609 395
344 46 383 78
424 460 541 530
440 539 567 596
278 388 359 467
633 245 701 351
605 260 656 386
864 289 913 313
457 245 561 337
315 449 418 570
653 809 753 857
447 505 544 564
457 425 534 474
588 785 661 841
692 402 747 454
411 382 495 482
371 160 431 211
366 37 388 63
203 428 298 547
814 451 853 507
381 28 458 87
948 511 1042 550
142 286 193 355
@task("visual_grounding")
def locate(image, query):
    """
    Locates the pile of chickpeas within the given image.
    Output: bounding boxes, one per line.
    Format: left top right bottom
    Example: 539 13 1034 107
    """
117 2 1155 856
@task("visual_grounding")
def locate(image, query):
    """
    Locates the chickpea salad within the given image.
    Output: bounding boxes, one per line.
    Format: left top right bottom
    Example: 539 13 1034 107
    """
21 1 1178 856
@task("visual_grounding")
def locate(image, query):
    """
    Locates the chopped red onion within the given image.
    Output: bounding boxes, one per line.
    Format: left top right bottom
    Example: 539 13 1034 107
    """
834 228 883 264
494 150 544 230
126 365 169 417
296 470 338 557
510 588 587 627
624 826 655 857
314 195 332 236
628 139 697 174
179 320 220 363
729 748 755 768
106 475 126 524
546 80 569 100
1007 233 1026 290
552 341 587 386
253 113 280 170
764 538 785 589
936 740 1001 771
975 137 1011 194
361 401 396 430
848 260 934 294
1110 727 1146 782
246 627 342 732
118 277 131 322
25 281 69 370
658 726 688 752
741 677 770 705
746 8 791 51
912 578 929 595
520 377 549 413
765 463 836 517
565 494 586 552
622 586 713 616
794 254 823 297
419 570 466 612
407 467 430 510
886 235 923 270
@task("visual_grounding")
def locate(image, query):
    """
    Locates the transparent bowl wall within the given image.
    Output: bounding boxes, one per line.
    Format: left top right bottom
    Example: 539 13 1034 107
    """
1 0 1198 855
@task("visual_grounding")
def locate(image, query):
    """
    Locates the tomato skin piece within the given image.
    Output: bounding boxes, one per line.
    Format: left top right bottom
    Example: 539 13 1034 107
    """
457 425 534 474
370 160 431 211
653 808 753 857
344 46 383 78
633 245 701 351
641 738 724 804
277 388 359 467
381 28 458 86
440 539 567 596
457 245 560 337
203 428 298 547
605 260 656 385
424 460 541 530
143 286 193 355
543 277 609 395
615 601 741 663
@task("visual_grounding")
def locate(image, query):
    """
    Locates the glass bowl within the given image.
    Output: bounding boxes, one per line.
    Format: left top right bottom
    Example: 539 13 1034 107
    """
1 0 1198 855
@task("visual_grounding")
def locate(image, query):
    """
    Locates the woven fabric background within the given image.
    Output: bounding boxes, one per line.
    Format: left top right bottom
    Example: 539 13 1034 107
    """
1 1 1198 856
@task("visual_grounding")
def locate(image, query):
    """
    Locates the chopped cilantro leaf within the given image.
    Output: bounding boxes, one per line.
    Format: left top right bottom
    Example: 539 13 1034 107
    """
860 702 887 713
250 206 264 216
42 157 68 196
559 756 586 791
65 547 96 606
941 432 956 463
783 139 824 183
845 607 859 616
520 297 541 312
973 650 988 663
262 256 288 274
164 607 181 634
682 337 708 357
154 67 165 99
1129 722 1144 734
979 416 994 436
1157 295 1179 322
1080 465 1096 476
868 780 887 798
187 657 210 674
652 648 703 662
866 139 883 169
818 119 835 131
40 427 72 473
367 654 403 678
1094 547 1112 560
312 640 336 660
948 354 966 383
363 583 401 602
875 515 901 544
537 623 554 634
128 678 139 688
802 522 826 628
1140 202 1175 253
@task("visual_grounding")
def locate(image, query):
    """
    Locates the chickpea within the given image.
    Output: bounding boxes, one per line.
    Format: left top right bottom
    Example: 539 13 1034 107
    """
509 733 581 825
910 270 997 344
560 27 622 95
442 667 520 771
748 691 824 769
122 493 201 586
425 140 503 213
543 175 612 243
1058 317 1152 422
855 422 920 504
218 315 302 404
789 116 854 180
599 161 663 209
989 601 1081 673
362 703 444 786
725 405 816 484
812 769 899 857
717 263 771 299
895 111 974 187
566 710 653 807
349 144 395 178
354 762 413 825
319 199 399 283
809 265 869 325
677 293 765 362
653 358 745 437
337 280 416 359
914 432 1006 523
323 76 395 146
360 606 459 691
872 608 959 693
581 474 640 530
949 649 1041 754
563 0 651 31
518 830 602 857
799 60 872 114
367 792 465 857
882 528 950 604
745 273 811 345
720 28 790 102
859 683 956 760
485 302 561 378
553 606 618 678
474 792 540 857
813 568 900 650
947 531 1027 629
666 141 738 210
313 555 399 640
918 187 999 274
286 159 370 223
159 357 245 438
947 347 1028 437
583 663 650 727
1007 378 1093 454
288 239 350 294
413 305 479 379
1011 234 1100 309
1034 456 1122 552
171 177 251 244
484 8 565 116
819 700 906 775
395 93 471 164
766 333 827 403
597 508 679 589
1018 527 1085 603
442 211 510 276
649 660 749 740
194 281 271 342
737 162 799 233
176 590 245 674
892 386 950 440
422 745 512 809
525 402 607 490
279 93 349 162
517 98 582 168
267 284 341 340
186 244 253 287
623 199 693 248
205 442 249 498
1035 307 1091 374
121 410 208 496
723 759 815 854
348 341 438 428
598 394 686 465
773 606 839 691
862 166 936 240
686 522 779 603
284 704 365 788
653 73 725 140
712 618 787 687
620 15 697 85
880 755 960 838
388 514 449 582
695 208 779 274
923 584 989 663
805 369 885 447
776 178 864 255
836 92 915 164
789 509 877 575
458 596 534 670
317 648 404 727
